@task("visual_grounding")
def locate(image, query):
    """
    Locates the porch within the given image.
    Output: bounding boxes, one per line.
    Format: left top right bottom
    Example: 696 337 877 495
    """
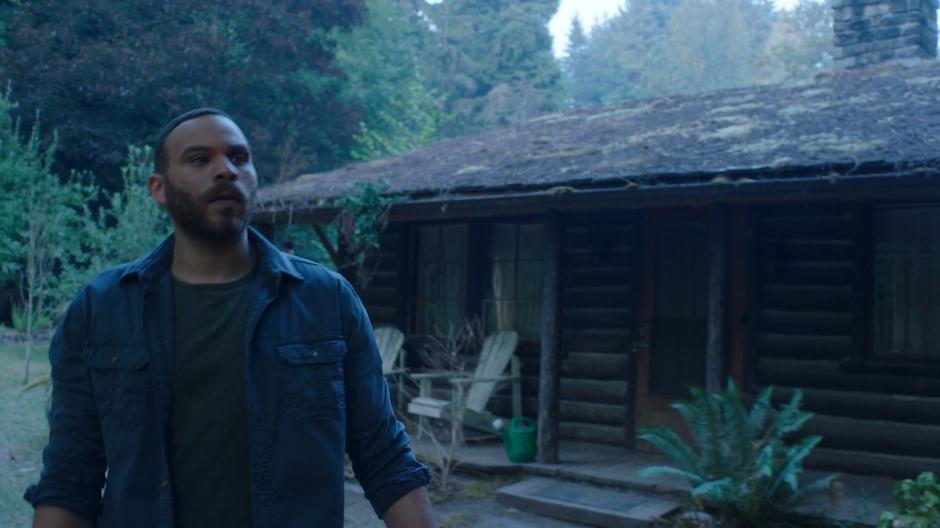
410 437 897 527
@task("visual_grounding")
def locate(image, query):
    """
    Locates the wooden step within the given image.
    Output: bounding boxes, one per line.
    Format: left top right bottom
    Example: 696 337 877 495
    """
497 477 679 528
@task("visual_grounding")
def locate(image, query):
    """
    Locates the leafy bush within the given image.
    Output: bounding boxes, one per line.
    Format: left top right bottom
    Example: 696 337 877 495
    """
877 472 940 528
639 380 835 526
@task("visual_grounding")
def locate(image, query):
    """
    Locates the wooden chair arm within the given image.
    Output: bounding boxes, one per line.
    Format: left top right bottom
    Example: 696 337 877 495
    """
449 374 514 385
408 371 462 381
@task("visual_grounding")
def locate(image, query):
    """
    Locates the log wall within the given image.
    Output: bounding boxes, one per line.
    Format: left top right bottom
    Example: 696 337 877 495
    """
549 216 638 445
754 205 940 477
358 228 404 328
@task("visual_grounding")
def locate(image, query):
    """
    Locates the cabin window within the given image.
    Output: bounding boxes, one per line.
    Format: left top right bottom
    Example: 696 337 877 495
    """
415 224 468 332
483 223 544 339
873 206 940 359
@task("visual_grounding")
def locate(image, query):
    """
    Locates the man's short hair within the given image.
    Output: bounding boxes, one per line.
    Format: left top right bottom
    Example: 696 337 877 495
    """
154 108 232 175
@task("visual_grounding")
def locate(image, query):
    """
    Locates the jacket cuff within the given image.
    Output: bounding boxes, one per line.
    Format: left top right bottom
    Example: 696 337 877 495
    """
24 482 100 524
368 465 432 519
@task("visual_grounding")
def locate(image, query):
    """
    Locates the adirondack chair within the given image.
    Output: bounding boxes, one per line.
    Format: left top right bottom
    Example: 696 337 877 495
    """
407 330 522 445
374 326 407 410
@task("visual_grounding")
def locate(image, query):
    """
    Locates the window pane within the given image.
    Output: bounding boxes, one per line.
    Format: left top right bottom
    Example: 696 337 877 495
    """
517 224 545 259
489 224 517 261
415 225 468 333
483 223 544 338
874 206 940 358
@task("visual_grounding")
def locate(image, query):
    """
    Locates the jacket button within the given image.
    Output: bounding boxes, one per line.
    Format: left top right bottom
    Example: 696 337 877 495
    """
162 480 168 487
111 356 118 364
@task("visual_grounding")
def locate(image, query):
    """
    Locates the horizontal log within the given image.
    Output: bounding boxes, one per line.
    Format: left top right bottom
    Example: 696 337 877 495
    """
564 267 635 288
364 270 399 289
366 306 398 326
774 387 940 425
565 244 634 255
565 252 633 269
759 358 940 396
491 396 626 426
565 225 637 238
562 329 633 354
360 287 399 307
808 448 940 479
757 333 852 360
759 310 852 335
559 421 625 445
760 214 855 239
522 352 630 381
563 307 633 329
774 261 855 286
805 413 940 458
564 286 634 308
523 378 628 404
761 285 853 311
563 353 630 380
773 239 855 261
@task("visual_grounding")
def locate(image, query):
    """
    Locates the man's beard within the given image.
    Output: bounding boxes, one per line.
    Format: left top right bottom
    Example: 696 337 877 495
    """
163 178 256 245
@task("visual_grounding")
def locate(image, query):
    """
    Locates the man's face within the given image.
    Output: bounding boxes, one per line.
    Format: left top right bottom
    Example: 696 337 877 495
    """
150 115 258 244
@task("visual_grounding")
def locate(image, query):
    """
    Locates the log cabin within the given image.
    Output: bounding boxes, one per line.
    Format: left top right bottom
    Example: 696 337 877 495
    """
256 0 940 477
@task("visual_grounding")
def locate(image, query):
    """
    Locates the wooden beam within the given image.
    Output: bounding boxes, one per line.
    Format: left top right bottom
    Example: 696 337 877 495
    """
313 224 341 268
729 206 748 388
537 211 563 464
706 205 730 391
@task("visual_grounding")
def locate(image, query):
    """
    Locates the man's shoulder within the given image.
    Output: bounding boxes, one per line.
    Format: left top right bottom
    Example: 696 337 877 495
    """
282 253 347 286
84 262 136 293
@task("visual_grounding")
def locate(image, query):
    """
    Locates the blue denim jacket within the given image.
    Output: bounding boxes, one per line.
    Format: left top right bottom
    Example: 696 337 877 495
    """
24 229 429 527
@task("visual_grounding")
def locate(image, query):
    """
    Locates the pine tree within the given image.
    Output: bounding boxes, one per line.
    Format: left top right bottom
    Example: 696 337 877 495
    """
421 0 564 135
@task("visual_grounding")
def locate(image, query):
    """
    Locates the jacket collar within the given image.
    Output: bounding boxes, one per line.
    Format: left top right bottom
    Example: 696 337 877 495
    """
119 226 304 285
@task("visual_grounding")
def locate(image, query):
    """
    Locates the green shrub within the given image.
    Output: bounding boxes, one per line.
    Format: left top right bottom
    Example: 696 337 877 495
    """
877 472 940 528
638 379 835 526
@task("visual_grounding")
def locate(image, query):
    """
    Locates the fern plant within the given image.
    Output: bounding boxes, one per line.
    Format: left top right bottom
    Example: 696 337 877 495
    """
639 379 835 526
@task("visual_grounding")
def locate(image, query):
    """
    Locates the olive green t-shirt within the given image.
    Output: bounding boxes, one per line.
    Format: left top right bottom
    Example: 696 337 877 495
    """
169 269 256 528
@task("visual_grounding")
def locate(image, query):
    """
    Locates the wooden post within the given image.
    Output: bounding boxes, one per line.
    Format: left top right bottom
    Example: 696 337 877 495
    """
537 212 563 464
706 205 729 391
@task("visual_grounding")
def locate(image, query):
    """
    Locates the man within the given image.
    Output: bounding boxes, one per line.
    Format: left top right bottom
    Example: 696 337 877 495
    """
25 108 435 527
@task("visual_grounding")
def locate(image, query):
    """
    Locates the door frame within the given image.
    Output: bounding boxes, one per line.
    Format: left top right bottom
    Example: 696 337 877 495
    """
633 207 712 447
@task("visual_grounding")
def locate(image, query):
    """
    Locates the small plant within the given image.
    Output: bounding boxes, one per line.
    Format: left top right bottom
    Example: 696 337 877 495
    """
877 472 940 528
415 319 484 497
639 379 835 527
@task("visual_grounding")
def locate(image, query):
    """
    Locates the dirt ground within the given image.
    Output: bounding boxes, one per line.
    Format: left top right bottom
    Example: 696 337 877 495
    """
344 473 585 528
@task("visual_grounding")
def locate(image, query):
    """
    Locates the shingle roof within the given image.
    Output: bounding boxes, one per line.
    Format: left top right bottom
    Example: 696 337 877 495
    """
258 60 940 217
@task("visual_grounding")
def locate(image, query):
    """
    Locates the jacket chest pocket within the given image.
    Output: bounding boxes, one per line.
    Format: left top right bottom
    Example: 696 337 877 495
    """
84 345 150 431
277 339 347 424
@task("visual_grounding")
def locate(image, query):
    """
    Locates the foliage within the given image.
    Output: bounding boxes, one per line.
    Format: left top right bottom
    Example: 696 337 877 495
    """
0 0 366 187
877 472 940 528
565 0 832 106
420 0 564 135
0 89 93 384
333 0 441 161
756 0 834 85
57 145 170 302
334 180 403 289
639 380 835 526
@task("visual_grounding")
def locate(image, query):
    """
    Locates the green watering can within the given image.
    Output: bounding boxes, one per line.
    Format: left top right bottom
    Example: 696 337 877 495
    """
493 416 537 463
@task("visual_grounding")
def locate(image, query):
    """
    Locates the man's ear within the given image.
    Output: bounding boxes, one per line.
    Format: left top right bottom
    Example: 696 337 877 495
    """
148 172 167 208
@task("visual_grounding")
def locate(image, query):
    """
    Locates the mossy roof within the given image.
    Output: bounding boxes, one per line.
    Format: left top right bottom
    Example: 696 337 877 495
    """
258 61 940 217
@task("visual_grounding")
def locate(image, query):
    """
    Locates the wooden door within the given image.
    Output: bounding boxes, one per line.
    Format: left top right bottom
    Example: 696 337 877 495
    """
634 210 710 444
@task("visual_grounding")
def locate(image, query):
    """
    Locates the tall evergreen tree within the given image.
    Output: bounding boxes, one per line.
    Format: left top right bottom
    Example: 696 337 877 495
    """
334 0 441 160
421 0 564 135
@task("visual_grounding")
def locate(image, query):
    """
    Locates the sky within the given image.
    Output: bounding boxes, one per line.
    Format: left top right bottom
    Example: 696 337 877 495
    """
549 0 800 57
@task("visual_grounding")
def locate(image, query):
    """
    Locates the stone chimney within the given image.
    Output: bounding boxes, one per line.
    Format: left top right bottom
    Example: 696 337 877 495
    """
832 0 939 70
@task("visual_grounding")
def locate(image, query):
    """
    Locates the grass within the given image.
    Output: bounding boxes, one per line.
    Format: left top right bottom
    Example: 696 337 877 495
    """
0 339 51 527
